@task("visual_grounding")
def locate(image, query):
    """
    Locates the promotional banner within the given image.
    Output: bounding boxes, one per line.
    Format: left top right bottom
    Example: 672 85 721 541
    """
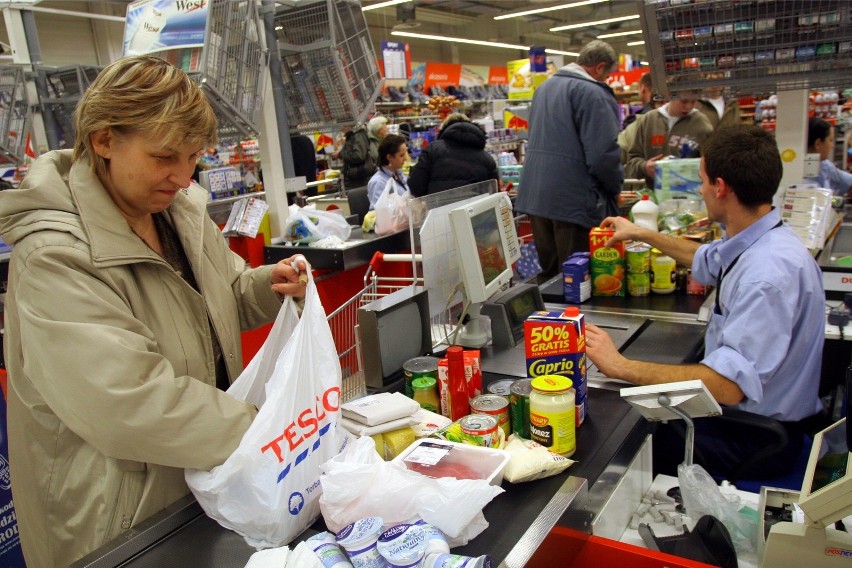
381 41 411 80
507 55 563 100
606 69 648 92
422 62 462 91
407 62 508 89
123 0 209 56
488 66 508 85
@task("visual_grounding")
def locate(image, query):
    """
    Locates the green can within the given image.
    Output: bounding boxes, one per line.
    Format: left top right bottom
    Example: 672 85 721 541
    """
403 356 439 399
627 272 651 297
509 379 533 439
625 243 651 273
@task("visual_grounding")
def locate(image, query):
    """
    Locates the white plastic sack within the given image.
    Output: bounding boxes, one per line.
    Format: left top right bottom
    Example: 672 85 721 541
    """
319 436 503 547
186 272 351 549
283 208 352 244
374 177 411 236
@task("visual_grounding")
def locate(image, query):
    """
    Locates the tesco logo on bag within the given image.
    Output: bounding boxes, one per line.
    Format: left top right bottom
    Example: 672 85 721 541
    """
260 386 341 483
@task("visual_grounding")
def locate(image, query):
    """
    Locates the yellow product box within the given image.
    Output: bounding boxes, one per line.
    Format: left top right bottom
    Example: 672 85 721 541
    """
589 227 626 297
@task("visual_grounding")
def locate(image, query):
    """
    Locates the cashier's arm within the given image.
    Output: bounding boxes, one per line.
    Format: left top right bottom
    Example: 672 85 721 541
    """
600 216 701 267
585 323 745 406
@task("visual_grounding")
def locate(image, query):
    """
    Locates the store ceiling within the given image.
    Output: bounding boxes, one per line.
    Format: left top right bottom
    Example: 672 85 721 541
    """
362 0 648 62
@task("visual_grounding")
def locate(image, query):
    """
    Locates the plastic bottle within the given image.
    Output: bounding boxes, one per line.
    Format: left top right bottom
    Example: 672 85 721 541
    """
447 346 470 421
631 194 659 232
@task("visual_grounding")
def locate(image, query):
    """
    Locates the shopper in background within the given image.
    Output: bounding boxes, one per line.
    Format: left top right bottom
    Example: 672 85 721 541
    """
587 125 825 479
407 113 498 198
290 133 319 200
621 72 658 130
625 88 713 188
367 115 390 169
368 133 410 209
807 117 852 197
339 122 375 188
696 86 742 130
516 40 623 282
0 55 310 567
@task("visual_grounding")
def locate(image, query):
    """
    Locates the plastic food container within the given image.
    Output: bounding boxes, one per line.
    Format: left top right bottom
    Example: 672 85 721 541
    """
376 524 428 568
335 516 388 567
392 439 510 486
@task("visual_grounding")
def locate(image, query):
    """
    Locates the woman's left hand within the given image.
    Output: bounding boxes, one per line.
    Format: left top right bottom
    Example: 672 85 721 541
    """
270 255 310 298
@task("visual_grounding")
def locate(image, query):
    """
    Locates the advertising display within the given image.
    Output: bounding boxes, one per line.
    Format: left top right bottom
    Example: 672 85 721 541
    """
381 40 411 80
123 0 209 56
0 374 24 568
507 55 563 100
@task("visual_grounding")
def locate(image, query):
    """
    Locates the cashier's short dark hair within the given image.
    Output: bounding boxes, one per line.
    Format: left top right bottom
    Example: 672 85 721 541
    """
378 134 407 167
702 125 782 207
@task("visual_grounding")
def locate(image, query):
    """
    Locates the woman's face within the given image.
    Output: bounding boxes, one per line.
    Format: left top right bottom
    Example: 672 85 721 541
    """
91 129 202 220
387 144 408 171
816 126 835 161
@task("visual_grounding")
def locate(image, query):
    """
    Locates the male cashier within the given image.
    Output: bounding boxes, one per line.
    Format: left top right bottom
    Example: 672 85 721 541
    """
586 125 825 479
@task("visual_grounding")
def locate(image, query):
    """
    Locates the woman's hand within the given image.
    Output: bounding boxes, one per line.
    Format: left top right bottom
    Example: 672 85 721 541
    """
270 254 310 298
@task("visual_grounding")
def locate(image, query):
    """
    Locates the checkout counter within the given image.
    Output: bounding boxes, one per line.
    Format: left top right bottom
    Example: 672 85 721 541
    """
71 283 713 568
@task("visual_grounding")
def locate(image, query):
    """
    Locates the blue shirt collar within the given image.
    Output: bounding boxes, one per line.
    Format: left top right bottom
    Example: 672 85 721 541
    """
713 208 782 268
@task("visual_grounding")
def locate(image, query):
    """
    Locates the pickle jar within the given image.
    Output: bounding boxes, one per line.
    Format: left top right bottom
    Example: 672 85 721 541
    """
412 376 440 413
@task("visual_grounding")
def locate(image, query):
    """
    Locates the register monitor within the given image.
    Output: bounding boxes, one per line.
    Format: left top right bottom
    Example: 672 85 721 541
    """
448 192 521 347
761 417 852 567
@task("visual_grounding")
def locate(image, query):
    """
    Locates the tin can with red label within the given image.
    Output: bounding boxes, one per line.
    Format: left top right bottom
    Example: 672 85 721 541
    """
470 394 510 439
459 415 499 448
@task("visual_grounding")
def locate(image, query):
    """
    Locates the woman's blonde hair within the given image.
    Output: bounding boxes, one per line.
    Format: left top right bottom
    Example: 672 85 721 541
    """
73 55 217 177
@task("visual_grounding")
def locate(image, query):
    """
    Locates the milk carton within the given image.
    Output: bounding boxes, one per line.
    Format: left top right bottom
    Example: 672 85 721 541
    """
524 307 587 426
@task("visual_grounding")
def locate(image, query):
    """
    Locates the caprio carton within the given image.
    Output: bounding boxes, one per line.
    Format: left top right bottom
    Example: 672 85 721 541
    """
524 307 587 426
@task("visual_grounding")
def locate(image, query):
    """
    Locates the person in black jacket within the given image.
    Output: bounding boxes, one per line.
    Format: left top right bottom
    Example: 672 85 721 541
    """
407 113 499 197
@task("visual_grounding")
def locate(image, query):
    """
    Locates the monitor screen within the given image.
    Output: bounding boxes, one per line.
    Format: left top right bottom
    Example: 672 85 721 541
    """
798 417 852 528
449 193 520 305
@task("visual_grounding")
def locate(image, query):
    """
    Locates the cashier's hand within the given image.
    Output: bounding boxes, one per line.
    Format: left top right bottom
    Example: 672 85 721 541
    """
645 154 664 178
270 255 311 298
599 216 642 248
585 323 629 381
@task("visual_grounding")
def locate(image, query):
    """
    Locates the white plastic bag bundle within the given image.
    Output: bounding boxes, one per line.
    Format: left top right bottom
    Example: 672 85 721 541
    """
185 272 350 549
319 436 503 547
374 177 411 236
283 208 352 244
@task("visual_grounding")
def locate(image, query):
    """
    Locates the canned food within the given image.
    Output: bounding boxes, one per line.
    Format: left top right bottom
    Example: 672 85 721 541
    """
470 394 510 439
509 379 532 439
412 376 440 413
403 356 439 398
486 379 514 398
627 272 651 297
625 243 651 273
459 415 499 448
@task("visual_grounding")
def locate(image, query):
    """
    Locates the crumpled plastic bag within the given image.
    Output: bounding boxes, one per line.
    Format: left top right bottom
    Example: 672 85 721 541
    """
319 436 503 547
283 208 351 244
677 463 758 555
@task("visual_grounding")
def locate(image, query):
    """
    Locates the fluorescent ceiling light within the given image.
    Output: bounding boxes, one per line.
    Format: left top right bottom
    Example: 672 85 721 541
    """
494 0 608 21
362 0 411 11
627 40 645 46
391 31 579 57
550 14 639 32
597 29 643 39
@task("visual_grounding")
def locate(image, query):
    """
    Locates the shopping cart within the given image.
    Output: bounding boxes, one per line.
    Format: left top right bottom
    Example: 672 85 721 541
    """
325 252 422 402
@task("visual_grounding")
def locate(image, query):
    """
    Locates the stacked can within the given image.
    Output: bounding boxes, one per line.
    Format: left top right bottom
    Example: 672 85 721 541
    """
625 242 651 297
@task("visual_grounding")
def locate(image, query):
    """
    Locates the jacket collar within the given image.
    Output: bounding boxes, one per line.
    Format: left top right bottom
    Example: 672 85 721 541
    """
69 159 209 266
555 63 614 95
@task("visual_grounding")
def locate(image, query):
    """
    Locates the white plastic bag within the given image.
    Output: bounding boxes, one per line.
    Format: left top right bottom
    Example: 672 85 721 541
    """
283 208 352 244
186 272 351 549
319 436 503 547
374 177 411 236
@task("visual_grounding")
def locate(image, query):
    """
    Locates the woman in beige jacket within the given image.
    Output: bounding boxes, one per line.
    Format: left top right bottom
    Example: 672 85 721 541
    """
0 56 308 567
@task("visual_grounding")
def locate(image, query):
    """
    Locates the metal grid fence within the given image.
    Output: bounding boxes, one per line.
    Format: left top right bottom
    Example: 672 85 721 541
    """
641 0 852 97
0 66 29 163
273 0 383 133
199 0 267 148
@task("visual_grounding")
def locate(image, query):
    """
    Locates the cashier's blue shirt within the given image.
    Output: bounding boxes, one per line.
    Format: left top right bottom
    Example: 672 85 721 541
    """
692 208 824 421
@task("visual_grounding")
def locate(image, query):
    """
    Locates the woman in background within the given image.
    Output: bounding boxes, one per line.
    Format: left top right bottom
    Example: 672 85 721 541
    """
807 117 852 197
367 134 409 210
407 113 499 197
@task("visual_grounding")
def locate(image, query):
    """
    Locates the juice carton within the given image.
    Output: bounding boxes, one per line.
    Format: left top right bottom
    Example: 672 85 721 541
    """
524 307 587 426
562 255 591 304
589 227 625 297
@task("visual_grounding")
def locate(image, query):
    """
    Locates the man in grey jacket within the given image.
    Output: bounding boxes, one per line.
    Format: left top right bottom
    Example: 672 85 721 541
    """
516 40 624 282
